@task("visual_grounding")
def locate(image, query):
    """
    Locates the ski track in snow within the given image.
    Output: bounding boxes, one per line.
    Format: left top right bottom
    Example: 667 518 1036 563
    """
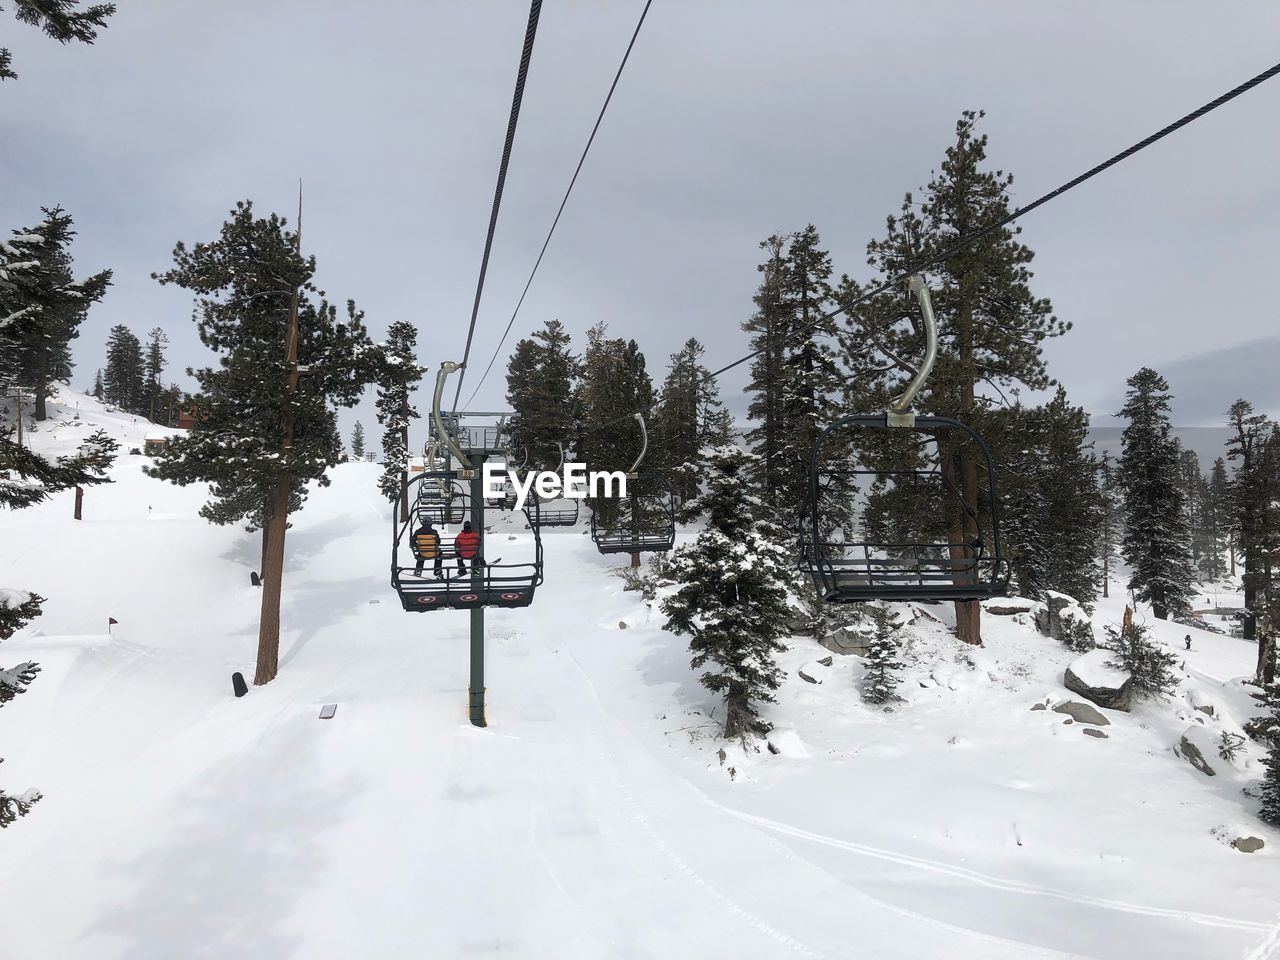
714 805 1268 933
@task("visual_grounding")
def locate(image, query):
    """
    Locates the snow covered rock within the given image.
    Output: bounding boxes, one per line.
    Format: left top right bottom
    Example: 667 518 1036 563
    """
984 597 1036 616
1035 591 1095 650
1052 700 1110 726
766 729 808 758
819 625 870 658
1176 726 1216 777
1064 649 1132 712
798 661 830 684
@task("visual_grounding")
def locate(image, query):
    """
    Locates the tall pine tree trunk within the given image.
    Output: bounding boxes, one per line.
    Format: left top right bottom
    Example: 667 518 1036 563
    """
34 373 48 421
950 304 983 646
256 473 291 685
255 276 300 686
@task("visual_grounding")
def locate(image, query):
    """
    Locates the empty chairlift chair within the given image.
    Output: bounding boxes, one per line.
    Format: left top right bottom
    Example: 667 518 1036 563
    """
530 443 579 528
590 415 676 556
799 276 1010 604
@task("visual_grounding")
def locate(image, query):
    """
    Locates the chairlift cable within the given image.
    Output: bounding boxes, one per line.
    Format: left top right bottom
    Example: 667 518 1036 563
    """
462 0 655 411
451 0 545 411
581 58 1280 437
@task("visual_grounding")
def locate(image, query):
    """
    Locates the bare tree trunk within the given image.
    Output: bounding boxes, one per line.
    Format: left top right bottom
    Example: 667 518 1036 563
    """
256 475 291 685
34 369 48 421
1258 628 1276 685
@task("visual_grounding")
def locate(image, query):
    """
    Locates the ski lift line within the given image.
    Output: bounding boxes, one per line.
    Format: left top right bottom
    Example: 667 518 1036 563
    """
460 0 656 413
578 58 1280 439
451 0 545 412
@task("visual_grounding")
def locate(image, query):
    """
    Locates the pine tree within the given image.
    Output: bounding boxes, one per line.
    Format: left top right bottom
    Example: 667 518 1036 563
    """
742 227 842 518
1 208 111 420
91 367 103 399
375 320 425 521
661 445 793 739
146 200 379 685
505 319 579 469
1117 368 1195 620
1226 400 1276 648
1 0 115 82
1098 451 1123 598
102 324 143 413
142 327 168 423
1257 683 1280 826
350 421 366 460
654 338 731 502
576 323 657 568
1104 607 1180 700
862 606 905 705
837 112 1068 644
1204 457 1230 582
742 235 789 504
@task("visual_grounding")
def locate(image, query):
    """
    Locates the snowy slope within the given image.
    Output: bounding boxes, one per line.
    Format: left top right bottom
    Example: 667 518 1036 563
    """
2 398 1279 959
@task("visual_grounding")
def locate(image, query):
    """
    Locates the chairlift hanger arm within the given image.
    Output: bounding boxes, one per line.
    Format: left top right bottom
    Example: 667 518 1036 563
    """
627 413 648 476
433 363 474 470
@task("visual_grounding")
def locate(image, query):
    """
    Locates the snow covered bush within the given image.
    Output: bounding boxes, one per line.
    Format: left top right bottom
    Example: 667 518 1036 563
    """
1103 608 1180 701
661 445 793 740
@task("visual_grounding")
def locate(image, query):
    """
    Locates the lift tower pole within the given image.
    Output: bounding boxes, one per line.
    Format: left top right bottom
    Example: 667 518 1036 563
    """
468 450 487 728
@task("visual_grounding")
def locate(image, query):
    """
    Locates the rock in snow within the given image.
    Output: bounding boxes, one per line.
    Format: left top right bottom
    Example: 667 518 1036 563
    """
1064 649 1132 711
1082 728 1109 739
1177 729 1216 777
798 661 830 684
1232 836 1265 853
1053 700 1110 726
984 596 1036 616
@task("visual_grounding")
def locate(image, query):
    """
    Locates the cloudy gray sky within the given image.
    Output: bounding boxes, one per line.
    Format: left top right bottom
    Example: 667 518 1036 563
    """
4 1 1279 454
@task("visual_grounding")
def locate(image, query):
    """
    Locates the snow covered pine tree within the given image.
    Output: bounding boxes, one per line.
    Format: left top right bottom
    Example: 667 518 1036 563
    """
1117 368 1195 620
862 606 905 705
375 320 425 522
661 445 793 740
1104 607 1180 701
350 421 366 460
147 200 380 685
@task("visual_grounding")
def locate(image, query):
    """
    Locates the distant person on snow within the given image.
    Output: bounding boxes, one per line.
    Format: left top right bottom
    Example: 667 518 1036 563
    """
455 521 481 575
413 521 443 578
1185 634 1192 650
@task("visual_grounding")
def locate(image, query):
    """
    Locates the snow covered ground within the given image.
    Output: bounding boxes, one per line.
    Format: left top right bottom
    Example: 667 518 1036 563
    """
3 392 1279 959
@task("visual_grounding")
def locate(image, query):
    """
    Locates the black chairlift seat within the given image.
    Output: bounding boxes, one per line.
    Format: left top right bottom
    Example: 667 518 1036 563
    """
531 497 579 527
590 474 676 556
800 413 1010 604
392 472 544 613
415 478 467 526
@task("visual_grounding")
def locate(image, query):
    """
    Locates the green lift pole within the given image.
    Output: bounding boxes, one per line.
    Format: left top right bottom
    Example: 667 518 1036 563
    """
468 451 486 727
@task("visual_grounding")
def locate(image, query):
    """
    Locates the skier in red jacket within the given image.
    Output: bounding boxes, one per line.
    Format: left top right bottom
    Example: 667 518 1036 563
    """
455 521 482 575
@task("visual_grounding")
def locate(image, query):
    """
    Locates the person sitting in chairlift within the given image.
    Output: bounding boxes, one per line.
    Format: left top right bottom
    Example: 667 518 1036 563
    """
413 520 444 579
456 521 482 575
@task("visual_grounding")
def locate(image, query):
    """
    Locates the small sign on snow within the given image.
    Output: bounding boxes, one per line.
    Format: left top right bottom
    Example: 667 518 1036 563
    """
319 703 338 720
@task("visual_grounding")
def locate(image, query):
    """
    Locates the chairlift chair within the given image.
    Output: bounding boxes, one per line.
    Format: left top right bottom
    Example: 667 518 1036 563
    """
393 472 544 612
529 442 580 528
799 276 1010 604
589 415 677 555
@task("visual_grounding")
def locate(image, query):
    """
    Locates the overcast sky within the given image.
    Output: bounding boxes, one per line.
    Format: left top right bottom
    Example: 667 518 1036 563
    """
4 1 1279 454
